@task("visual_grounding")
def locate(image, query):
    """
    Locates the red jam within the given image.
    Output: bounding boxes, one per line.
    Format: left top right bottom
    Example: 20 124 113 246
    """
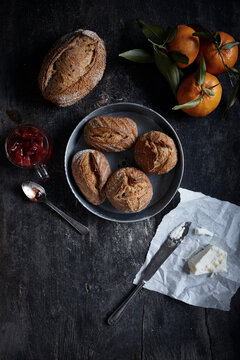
6 125 52 168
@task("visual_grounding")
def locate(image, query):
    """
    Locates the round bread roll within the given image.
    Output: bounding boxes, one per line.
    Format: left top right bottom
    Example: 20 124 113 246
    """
105 167 153 213
134 131 178 174
84 116 138 152
71 150 111 205
39 29 106 106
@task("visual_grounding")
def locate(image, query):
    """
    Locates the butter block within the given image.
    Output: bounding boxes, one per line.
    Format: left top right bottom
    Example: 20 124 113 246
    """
188 244 227 275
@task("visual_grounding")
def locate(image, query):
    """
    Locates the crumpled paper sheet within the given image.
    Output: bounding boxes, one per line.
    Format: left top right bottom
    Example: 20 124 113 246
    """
134 188 240 311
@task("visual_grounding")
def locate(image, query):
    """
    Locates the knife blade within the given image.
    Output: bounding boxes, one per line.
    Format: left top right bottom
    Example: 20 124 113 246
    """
142 221 191 282
107 221 191 325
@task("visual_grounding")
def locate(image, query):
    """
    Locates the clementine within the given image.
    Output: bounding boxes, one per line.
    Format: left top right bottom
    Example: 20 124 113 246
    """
196 31 238 74
176 72 222 117
167 25 200 68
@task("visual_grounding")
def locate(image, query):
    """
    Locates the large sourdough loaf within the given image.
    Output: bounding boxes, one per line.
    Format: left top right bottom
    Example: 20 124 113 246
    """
39 29 106 106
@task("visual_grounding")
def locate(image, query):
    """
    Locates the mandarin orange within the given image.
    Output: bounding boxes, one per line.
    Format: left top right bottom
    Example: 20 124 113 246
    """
176 72 222 117
196 31 238 75
167 24 200 68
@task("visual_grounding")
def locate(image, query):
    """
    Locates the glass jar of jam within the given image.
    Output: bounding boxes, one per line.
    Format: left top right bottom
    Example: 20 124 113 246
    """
5 124 52 181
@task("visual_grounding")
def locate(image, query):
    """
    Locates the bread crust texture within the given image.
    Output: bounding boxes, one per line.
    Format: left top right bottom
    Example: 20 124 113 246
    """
84 116 138 152
39 29 106 106
71 149 111 205
134 131 178 174
105 167 153 213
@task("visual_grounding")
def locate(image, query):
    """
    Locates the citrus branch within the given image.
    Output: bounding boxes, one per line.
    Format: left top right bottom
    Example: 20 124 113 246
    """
215 42 234 87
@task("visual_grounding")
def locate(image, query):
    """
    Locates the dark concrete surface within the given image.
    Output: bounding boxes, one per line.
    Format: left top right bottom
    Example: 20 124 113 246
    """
0 0 240 359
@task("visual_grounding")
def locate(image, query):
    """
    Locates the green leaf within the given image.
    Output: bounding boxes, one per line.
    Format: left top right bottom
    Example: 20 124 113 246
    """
193 31 215 42
228 66 240 74
137 19 164 44
179 68 185 79
162 25 178 44
119 49 154 63
224 65 240 82
208 83 220 90
220 41 240 50
193 29 221 47
223 79 240 119
169 51 189 64
172 95 203 110
213 32 221 46
153 45 181 97
203 87 215 96
196 54 206 86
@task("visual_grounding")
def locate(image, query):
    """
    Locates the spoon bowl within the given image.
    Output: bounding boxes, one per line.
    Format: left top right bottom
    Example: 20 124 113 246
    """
22 181 89 235
22 181 46 202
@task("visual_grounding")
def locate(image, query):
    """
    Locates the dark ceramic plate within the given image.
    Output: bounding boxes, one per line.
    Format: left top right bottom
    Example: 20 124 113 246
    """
64 103 184 223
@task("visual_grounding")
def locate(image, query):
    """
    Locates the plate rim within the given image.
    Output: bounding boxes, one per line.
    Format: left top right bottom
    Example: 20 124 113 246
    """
64 102 184 223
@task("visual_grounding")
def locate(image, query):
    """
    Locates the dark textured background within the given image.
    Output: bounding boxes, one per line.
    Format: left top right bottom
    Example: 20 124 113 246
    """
0 0 240 359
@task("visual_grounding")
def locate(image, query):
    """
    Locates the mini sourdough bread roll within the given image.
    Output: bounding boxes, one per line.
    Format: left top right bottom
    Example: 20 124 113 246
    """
105 167 153 212
134 131 178 174
71 150 111 205
84 116 138 152
39 29 106 106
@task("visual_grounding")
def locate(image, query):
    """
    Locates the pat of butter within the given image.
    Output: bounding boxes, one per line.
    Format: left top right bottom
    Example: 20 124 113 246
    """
195 227 214 237
169 222 186 240
188 245 227 275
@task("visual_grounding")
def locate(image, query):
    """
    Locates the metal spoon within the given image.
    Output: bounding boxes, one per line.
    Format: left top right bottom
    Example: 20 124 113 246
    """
22 181 89 235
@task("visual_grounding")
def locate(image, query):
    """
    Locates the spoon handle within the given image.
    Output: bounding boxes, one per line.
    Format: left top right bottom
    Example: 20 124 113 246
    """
44 199 89 235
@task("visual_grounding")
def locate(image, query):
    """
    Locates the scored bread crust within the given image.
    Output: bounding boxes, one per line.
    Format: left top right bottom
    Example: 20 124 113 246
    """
38 29 106 107
134 131 178 174
84 116 138 152
105 167 153 213
71 149 111 205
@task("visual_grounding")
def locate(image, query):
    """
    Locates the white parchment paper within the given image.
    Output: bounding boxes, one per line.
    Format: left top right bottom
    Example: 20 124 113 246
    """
134 188 240 311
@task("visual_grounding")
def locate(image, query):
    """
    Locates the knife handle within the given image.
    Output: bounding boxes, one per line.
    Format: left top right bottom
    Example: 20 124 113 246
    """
107 281 145 326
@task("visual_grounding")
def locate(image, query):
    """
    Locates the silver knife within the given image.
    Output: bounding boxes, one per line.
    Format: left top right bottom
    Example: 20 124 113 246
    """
107 221 191 325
